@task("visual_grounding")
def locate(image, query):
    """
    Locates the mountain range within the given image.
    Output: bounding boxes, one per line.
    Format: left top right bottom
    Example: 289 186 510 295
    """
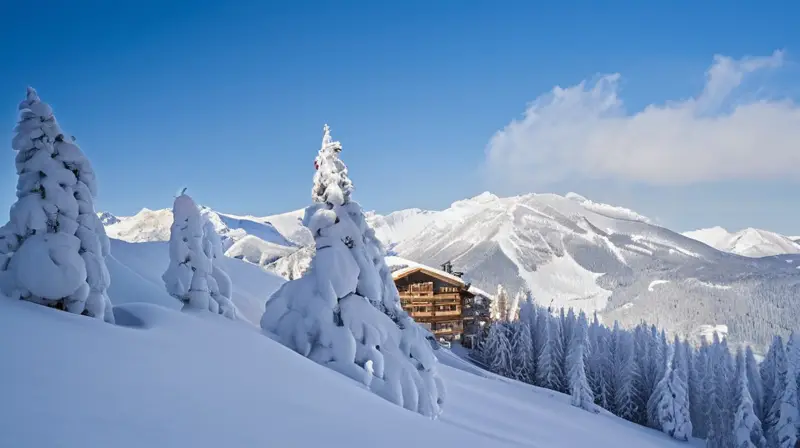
101 191 800 350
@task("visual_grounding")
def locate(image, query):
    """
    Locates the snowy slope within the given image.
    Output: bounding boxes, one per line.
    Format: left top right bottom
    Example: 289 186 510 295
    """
225 234 297 267
106 239 285 326
0 298 686 447
683 226 800 257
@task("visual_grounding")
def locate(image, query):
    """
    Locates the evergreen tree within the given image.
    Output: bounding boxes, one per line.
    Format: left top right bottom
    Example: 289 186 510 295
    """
651 336 692 441
733 347 767 448
765 336 788 445
518 291 536 328
487 322 513 376
510 321 535 383
588 317 611 410
707 334 736 448
745 346 765 423
612 325 639 421
201 219 238 319
632 325 652 426
536 314 564 392
692 338 710 439
567 312 595 412
0 88 113 322
773 333 799 448
163 193 216 312
762 335 785 440
263 125 444 418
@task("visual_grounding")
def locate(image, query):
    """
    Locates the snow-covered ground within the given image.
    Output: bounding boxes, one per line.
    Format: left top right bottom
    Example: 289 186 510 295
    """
0 301 686 448
0 237 689 447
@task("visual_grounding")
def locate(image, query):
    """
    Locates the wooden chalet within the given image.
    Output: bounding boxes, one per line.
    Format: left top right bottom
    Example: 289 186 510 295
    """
392 261 490 348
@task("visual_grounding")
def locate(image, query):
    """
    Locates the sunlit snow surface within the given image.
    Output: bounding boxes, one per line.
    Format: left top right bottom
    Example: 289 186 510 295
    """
0 303 687 447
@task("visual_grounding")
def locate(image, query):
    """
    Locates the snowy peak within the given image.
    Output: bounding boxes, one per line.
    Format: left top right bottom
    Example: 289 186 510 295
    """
97 211 120 226
683 226 800 257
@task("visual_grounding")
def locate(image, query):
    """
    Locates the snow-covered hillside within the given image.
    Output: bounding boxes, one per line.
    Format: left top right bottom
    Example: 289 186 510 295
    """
0 277 686 447
683 226 800 258
106 239 284 325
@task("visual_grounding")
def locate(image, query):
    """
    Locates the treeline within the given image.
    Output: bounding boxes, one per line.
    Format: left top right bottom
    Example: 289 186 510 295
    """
472 297 800 447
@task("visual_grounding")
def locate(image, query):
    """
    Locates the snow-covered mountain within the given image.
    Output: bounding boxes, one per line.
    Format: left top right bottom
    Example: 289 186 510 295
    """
683 226 800 258
387 192 800 349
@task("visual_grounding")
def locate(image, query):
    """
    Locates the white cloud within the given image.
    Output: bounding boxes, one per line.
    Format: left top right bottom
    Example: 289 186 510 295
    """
485 50 800 189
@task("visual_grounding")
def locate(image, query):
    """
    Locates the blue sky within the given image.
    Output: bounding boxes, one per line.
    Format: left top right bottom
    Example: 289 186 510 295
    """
1 1 798 233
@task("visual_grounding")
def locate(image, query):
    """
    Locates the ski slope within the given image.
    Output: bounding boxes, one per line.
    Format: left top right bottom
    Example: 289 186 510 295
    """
0 239 689 448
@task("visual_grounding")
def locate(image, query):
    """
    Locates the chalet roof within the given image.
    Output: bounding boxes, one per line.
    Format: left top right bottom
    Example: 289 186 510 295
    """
392 265 466 287
387 256 491 298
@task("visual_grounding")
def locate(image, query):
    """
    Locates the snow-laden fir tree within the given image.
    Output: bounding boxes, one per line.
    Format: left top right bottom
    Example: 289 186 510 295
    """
650 336 692 441
163 193 217 313
201 218 238 319
262 125 444 418
532 299 549 373
706 334 736 448
762 335 785 441
510 321 535 383
0 87 113 322
612 324 639 421
745 346 765 423
485 322 513 377
588 313 611 409
518 291 536 327
692 338 711 438
733 347 767 448
536 313 565 391
566 312 595 412
771 332 800 448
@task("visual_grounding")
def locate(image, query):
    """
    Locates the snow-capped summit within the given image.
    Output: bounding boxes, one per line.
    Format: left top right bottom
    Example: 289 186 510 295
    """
683 226 800 258
97 211 120 226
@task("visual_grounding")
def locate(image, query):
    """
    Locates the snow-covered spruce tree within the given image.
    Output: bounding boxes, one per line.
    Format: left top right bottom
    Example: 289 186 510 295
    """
510 321 535 383
0 87 113 322
733 347 767 448
262 125 444 418
692 338 711 439
588 313 611 410
163 193 217 313
772 332 800 448
486 322 513 377
651 336 692 441
201 218 238 319
613 327 639 421
532 301 549 375
518 291 536 328
745 346 765 423
536 313 565 391
762 335 785 441
566 312 595 412
706 334 736 448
